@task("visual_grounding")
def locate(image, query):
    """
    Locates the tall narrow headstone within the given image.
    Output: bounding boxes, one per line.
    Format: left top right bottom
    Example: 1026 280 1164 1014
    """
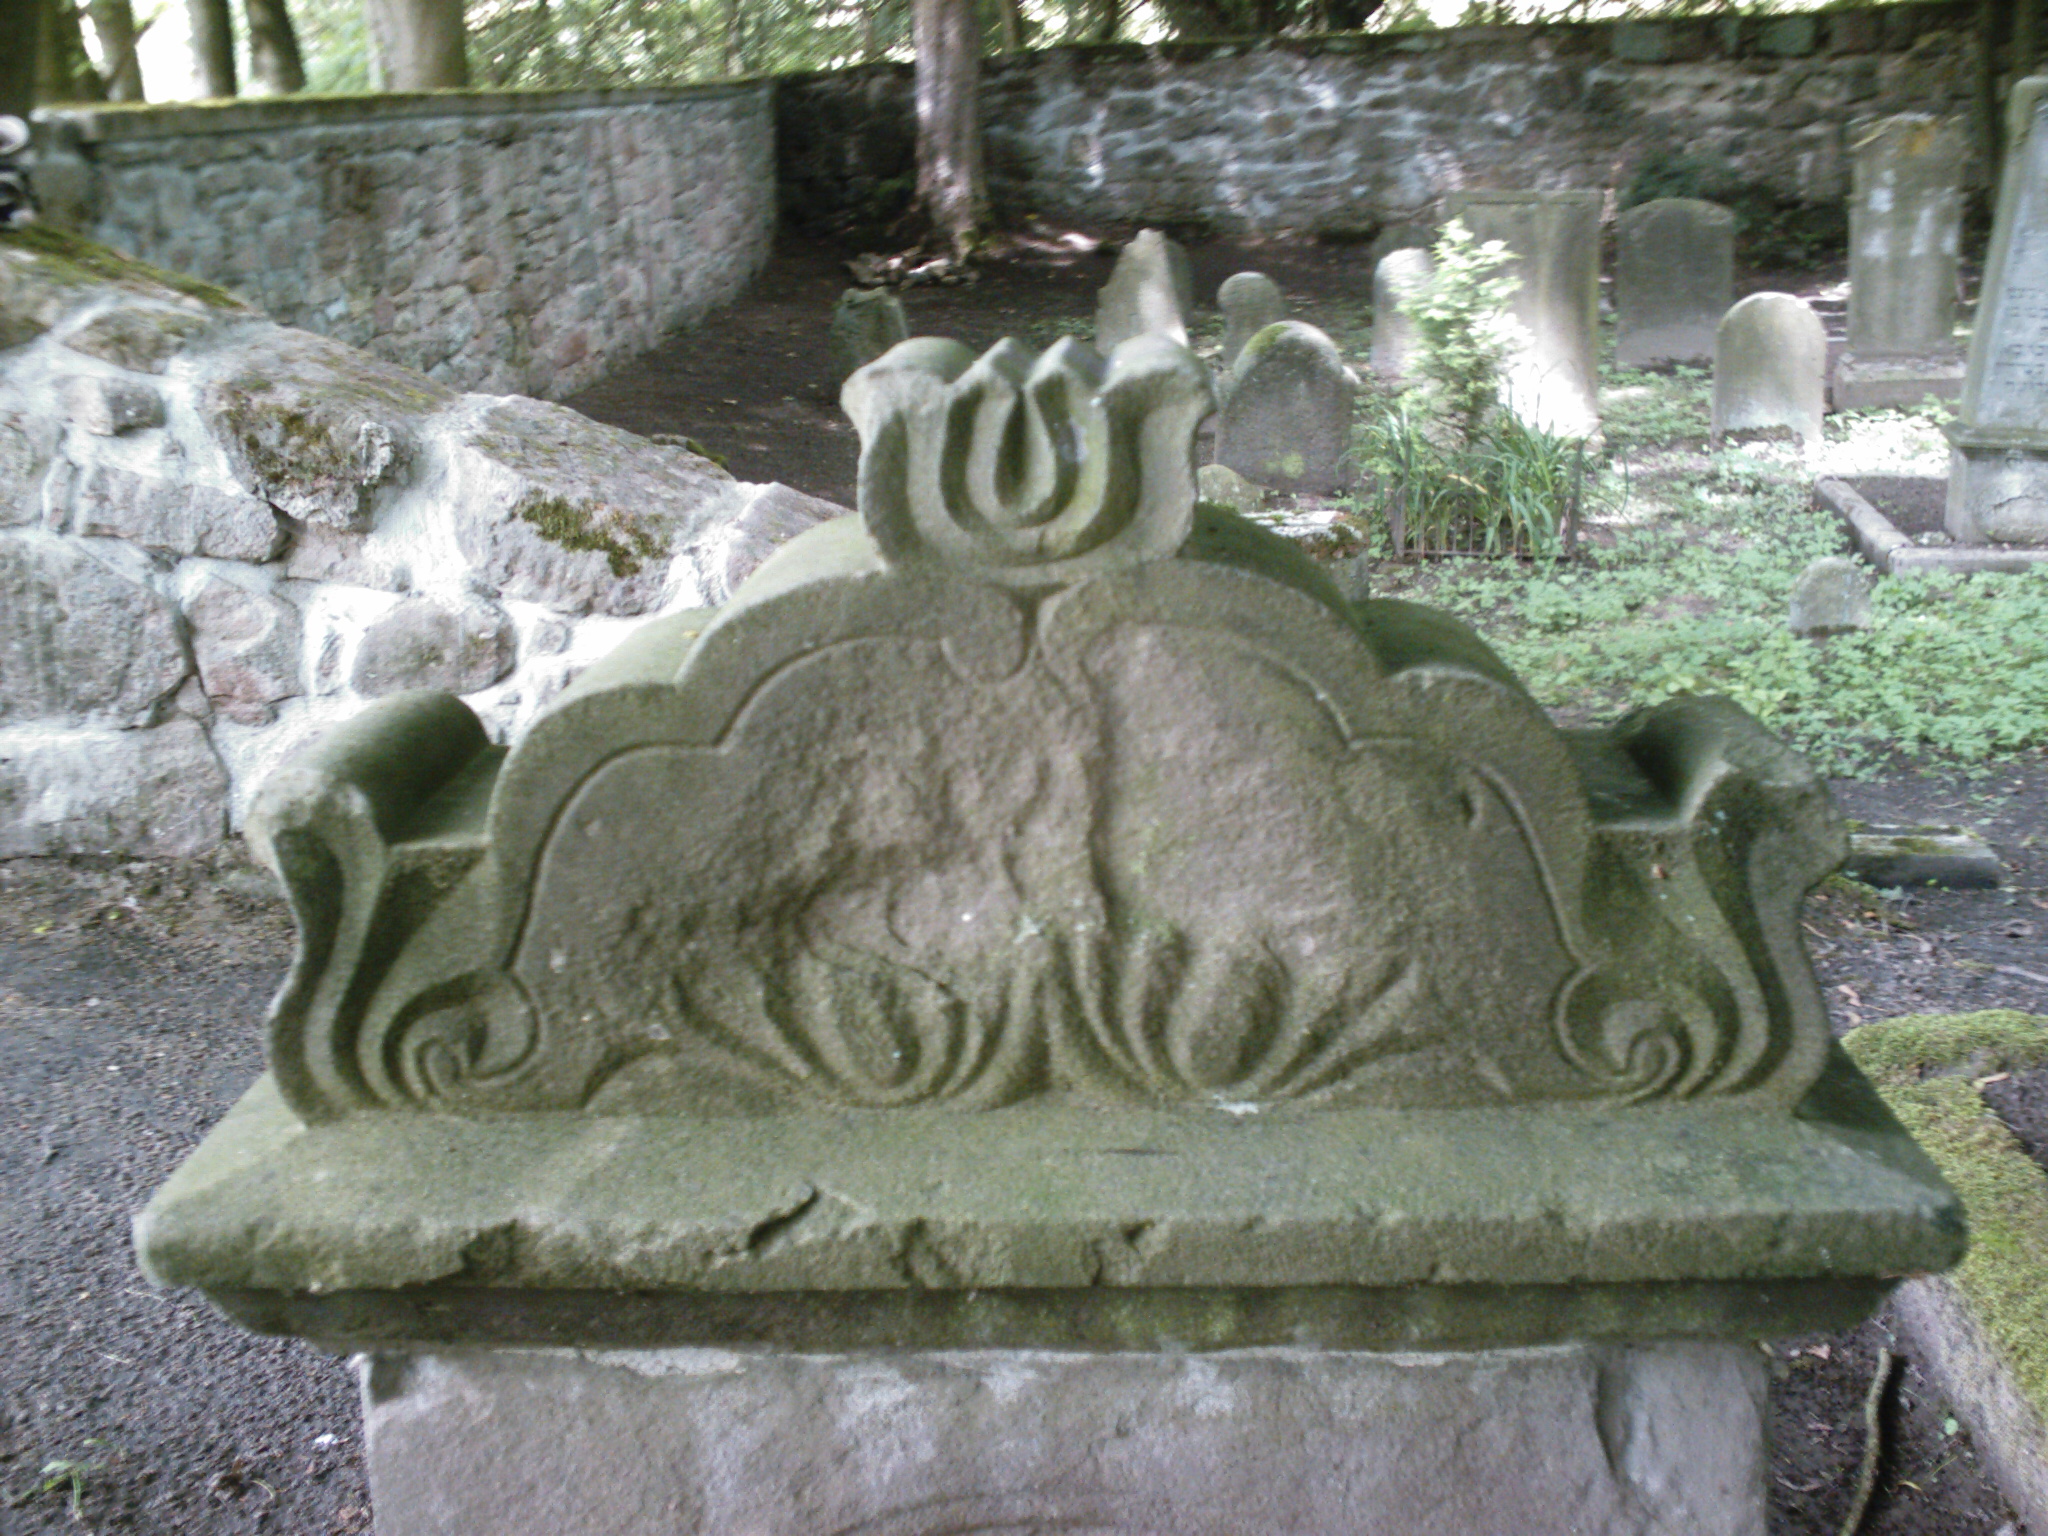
1442 190 1602 437
1371 247 1434 383
1835 115 1967 409
829 287 909 386
1218 272 1285 369
1947 78 2048 545
1615 199 1734 369
1713 293 1827 446
1095 229 1194 352
1217 320 1360 494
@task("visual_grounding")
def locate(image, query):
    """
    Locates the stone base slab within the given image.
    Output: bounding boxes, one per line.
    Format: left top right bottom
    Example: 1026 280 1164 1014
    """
1832 352 1965 411
359 1341 1766 1536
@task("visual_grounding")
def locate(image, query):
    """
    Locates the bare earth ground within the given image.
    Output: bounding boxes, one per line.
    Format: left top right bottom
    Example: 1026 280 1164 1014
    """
2 233 2042 1533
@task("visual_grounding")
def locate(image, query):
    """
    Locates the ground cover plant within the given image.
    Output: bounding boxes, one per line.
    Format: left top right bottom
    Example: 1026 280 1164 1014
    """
1357 361 2048 778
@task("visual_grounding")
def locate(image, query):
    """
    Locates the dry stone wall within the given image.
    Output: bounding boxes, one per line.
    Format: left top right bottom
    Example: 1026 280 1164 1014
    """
31 85 774 399
0 229 838 859
779 1 1977 238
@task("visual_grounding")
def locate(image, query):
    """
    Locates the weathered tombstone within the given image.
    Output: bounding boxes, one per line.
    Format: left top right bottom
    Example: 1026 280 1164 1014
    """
1217 271 1285 369
829 286 909 386
1371 246 1434 382
1835 114 1967 410
137 329 1958 1536
1788 555 1876 634
1217 320 1360 494
1615 198 1735 369
1947 77 2048 546
1095 228 1194 352
1442 190 1602 437
1196 460 1262 514
1713 292 1827 446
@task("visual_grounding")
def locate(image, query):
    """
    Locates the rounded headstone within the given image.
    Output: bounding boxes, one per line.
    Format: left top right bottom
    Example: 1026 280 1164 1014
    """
1712 293 1827 446
1371 248 1435 383
829 288 909 387
1218 272 1285 369
1217 321 1361 496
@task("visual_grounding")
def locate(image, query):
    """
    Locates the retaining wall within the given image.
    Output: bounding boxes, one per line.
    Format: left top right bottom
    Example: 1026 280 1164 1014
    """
779 1 1980 238
31 86 776 399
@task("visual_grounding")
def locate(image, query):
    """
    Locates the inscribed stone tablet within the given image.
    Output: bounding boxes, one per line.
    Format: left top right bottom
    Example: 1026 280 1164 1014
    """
1615 199 1733 369
1963 83 2048 435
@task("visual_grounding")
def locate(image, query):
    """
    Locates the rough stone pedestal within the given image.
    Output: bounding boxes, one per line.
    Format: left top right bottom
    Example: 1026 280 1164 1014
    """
362 1342 1766 1536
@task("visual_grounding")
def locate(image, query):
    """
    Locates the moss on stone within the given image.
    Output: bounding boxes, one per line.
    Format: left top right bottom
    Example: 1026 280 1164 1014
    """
1843 1010 2048 1426
515 491 665 578
0 222 249 310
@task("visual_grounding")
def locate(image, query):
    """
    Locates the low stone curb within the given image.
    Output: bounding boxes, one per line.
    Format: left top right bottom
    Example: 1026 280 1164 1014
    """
1844 1012 2048 1536
1844 824 2004 889
1816 477 2048 576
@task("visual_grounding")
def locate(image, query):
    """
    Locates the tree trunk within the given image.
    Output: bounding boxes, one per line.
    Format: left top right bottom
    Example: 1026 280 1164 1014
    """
1095 0 1121 41
993 0 1022 52
41 0 107 100
187 0 236 96
0 0 39 117
244 0 305 92
362 0 469 89
913 0 984 258
88 0 144 99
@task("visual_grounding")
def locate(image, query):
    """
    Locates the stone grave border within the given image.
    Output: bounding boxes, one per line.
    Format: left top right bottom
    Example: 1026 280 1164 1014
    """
1814 476 2048 575
1844 1012 2048 1535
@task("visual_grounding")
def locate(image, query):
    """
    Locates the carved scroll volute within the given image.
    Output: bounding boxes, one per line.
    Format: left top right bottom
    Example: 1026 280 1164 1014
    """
247 691 490 1122
842 333 1216 586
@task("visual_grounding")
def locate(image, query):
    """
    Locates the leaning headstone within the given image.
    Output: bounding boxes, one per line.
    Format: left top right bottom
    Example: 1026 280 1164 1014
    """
1442 190 1602 437
1218 272 1285 369
1371 246 1434 382
1947 77 2048 546
1712 293 1827 446
136 328 1959 1536
1787 556 1875 635
1835 114 1967 410
829 287 909 386
1615 198 1734 368
1217 320 1360 494
1095 228 1193 352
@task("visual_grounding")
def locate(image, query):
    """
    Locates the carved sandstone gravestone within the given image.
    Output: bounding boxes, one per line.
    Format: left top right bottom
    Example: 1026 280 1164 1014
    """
137 332 1959 1536
1713 292 1827 447
1835 115 1967 410
1443 190 1602 437
1948 77 2048 546
1217 319 1360 495
1094 228 1194 352
1615 198 1734 369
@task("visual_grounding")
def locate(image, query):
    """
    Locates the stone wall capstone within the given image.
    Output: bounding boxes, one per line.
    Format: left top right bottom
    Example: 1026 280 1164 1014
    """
0 227 840 860
778 2 1978 238
32 85 776 400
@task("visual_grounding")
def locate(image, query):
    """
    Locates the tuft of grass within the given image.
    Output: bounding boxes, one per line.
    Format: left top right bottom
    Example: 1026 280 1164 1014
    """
9 1440 108 1524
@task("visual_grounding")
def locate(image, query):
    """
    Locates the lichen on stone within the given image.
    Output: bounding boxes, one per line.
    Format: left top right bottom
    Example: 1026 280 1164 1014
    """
1 223 250 312
514 490 666 578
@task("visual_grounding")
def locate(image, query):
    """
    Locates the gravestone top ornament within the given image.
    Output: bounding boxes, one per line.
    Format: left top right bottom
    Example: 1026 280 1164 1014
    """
138 330 1958 1354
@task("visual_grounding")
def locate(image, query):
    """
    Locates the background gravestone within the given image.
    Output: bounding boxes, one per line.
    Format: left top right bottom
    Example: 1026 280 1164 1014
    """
830 287 909 386
1713 292 1827 447
1947 77 2048 546
1442 190 1602 437
1835 114 1967 409
1217 320 1359 494
1788 556 1876 635
1615 198 1733 369
1095 228 1194 351
1371 247 1434 383
1218 272 1285 369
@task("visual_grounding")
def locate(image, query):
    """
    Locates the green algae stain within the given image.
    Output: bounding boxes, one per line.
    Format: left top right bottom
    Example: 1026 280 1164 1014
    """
515 492 665 578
